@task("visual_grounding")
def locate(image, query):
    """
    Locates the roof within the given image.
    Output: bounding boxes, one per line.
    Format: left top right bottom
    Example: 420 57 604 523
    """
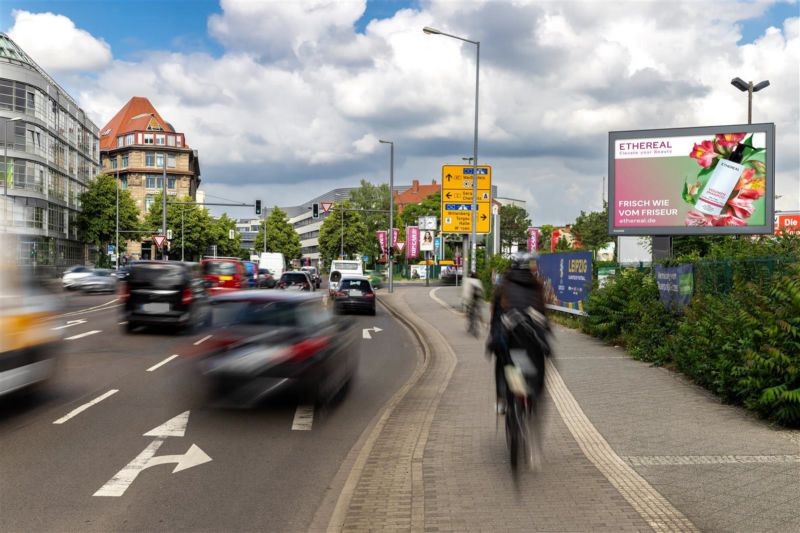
99 97 180 150
394 179 440 212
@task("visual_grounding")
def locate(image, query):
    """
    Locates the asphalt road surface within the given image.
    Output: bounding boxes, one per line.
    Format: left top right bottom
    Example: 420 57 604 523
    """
0 287 417 532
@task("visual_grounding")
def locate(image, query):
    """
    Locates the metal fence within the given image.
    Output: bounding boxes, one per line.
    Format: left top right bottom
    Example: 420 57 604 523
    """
692 256 799 295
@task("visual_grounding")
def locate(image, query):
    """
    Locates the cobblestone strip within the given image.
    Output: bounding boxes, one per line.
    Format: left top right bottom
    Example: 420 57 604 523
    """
334 292 457 532
545 359 699 532
624 455 800 466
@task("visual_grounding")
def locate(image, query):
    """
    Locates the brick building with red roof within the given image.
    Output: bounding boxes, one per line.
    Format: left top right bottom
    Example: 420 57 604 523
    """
394 179 439 213
99 97 201 259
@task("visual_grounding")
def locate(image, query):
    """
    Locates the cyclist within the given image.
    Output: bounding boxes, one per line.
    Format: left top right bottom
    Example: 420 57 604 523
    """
487 251 550 415
462 272 483 335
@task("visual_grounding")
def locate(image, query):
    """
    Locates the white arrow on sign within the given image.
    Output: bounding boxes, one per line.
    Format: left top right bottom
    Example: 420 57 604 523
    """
362 326 383 339
52 319 87 330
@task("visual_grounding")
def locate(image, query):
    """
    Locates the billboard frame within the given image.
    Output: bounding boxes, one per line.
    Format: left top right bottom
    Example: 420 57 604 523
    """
608 122 775 236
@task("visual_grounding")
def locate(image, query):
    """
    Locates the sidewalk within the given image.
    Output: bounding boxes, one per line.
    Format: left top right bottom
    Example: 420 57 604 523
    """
333 286 800 532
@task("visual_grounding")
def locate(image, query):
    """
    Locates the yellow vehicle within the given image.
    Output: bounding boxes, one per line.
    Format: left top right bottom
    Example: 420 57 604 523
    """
0 260 61 396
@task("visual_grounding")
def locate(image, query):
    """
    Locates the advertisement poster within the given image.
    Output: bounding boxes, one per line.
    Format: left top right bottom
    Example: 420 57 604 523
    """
537 251 592 315
527 227 539 252
420 230 434 252
775 213 800 235
655 265 694 311
377 231 387 254
434 236 442 258
392 228 399 249
406 226 420 258
410 264 428 279
610 124 774 235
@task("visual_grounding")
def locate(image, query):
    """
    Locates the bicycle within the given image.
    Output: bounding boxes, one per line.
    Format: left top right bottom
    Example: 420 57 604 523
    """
503 349 541 472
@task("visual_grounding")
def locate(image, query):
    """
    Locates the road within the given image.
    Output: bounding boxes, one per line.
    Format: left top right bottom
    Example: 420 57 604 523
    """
0 288 417 532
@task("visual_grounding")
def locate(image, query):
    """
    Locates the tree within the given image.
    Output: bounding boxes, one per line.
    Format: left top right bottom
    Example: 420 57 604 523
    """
77 174 141 267
144 193 214 261
571 203 612 254
210 213 241 258
399 191 441 228
317 200 368 267
253 207 301 260
538 224 554 252
349 180 391 267
499 204 531 253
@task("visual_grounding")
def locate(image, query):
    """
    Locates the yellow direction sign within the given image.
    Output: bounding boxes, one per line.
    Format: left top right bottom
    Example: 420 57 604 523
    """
441 165 492 234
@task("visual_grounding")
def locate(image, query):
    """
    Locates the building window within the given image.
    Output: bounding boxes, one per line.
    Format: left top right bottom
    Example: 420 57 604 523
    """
168 177 176 189
125 133 134 145
145 152 155 166
167 135 175 147
156 153 164 168
121 154 128 168
145 195 154 212
110 157 117 169
146 175 163 189
117 136 124 148
144 133 154 145
176 136 182 147
120 176 127 189
167 154 176 168
155 134 165 145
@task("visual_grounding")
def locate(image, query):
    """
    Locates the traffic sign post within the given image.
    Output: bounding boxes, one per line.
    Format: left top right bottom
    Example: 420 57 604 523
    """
153 235 167 249
441 165 491 234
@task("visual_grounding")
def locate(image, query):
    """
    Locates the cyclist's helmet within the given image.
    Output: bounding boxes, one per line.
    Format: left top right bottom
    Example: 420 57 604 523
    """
510 251 538 270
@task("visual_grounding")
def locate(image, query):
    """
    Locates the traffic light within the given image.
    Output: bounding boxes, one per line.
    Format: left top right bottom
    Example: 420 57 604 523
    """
255 200 262 215
312 203 320 218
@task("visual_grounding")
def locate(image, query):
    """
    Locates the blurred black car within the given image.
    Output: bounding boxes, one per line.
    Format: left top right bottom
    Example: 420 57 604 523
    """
121 261 211 333
75 268 117 293
199 291 359 404
300 266 321 289
256 268 276 288
332 276 376 316
277 271 314 291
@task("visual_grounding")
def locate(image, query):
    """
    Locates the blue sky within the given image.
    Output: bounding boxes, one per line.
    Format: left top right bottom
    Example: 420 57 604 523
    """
2 0 420 59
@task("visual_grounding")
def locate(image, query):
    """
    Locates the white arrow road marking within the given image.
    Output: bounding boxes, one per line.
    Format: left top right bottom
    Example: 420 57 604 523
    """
146 354 180 372
292 405 314 430
193 334 212 345
65 330 101 340
52 319 87 330
144 410 190 438
93 440 212 497
53 389 118 424
362 326 383 339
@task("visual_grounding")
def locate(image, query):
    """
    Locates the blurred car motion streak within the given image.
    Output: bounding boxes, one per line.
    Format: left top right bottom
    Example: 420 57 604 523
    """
74 268 117 293
1 260 61 397
196 291 358 405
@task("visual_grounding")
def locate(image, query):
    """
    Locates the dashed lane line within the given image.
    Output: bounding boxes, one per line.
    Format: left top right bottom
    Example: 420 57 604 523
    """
193 335 213 345
53 389 119 424
65 330 101 340
147 354 180 372
292 405 314 430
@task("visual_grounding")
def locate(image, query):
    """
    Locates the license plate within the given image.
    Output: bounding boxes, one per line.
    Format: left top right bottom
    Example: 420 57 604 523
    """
219 276 233 281
142 303 170 313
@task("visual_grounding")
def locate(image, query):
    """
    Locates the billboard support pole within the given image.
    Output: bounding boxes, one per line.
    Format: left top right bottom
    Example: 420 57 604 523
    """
652 236 673 262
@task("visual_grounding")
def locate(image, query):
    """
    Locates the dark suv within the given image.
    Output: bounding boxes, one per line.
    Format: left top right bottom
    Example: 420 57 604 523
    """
122 261 211 333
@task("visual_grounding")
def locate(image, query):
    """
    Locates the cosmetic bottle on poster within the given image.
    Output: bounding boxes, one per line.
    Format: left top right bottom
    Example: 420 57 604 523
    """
694 143 747 216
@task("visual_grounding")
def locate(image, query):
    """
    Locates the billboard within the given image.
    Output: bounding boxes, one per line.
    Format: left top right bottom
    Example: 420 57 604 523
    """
609 123 775 235
775 212 800 235
537 251 592 315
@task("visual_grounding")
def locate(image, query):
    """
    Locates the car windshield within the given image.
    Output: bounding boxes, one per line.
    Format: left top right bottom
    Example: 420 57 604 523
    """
204 261 237 275
340 279 371 292
212 300 298 327
92 269 112 277
281 273 308 284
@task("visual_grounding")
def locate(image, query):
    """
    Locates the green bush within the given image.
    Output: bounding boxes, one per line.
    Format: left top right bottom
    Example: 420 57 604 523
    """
624 297 679 365
582 268 655 344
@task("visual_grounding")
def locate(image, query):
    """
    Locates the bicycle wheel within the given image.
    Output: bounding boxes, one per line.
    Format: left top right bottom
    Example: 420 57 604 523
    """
505 398 520 470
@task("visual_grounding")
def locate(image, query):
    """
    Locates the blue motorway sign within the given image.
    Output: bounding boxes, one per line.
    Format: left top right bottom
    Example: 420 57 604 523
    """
444 204 473 211
462 167 488 175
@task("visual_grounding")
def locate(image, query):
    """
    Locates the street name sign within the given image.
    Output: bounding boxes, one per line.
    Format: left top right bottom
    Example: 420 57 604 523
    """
441 165 491 234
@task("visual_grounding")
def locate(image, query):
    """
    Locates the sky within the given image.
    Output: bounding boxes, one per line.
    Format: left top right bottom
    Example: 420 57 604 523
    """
1 0 798 225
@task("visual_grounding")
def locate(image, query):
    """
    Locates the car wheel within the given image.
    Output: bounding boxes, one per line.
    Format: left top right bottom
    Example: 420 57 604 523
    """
370 306 376 316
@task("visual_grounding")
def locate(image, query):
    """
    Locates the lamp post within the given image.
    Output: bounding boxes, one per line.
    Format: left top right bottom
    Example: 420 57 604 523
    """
424 26 480 276
379 139 394 293
162 144 168 261
3 116 22 227
730 77 770 124
115 158 120 270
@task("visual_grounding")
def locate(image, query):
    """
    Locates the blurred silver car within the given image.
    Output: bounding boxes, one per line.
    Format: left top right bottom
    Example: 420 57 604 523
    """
61 265 93 290
75 269 117 293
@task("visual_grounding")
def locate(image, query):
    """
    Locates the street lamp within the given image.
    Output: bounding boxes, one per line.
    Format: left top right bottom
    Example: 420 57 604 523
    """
3 116 22 227
731 77 770 124
424 25 480 276
379 139 394 293
115 156 120 270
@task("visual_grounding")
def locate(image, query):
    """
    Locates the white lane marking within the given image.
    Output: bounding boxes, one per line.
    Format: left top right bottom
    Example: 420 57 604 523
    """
144 410 190 438
292 405 314 430
94 439 212 497
65 330 101 340
118 321 128 325
56 298 120 318
52 319 87 330
146 354 180 372
193 334 212 345
53 389 119 424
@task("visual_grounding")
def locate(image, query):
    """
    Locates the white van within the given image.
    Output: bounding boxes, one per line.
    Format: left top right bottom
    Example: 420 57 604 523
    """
259 252 286 281
328 260 363 292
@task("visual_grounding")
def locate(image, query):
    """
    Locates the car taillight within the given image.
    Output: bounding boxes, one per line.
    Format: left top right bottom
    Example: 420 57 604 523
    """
182 288 193 305
364 292 375 298
288 336 330 363
119 282 130 302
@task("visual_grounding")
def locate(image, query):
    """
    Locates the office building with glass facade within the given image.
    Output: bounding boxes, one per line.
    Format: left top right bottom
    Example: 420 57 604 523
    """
0 33 100 272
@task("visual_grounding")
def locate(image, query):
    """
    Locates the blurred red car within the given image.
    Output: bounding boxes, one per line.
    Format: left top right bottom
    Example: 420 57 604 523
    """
201 258 246 292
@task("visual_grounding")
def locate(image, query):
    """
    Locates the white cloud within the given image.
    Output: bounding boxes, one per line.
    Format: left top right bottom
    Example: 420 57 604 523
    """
7 10 112 73
50 0 799 224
